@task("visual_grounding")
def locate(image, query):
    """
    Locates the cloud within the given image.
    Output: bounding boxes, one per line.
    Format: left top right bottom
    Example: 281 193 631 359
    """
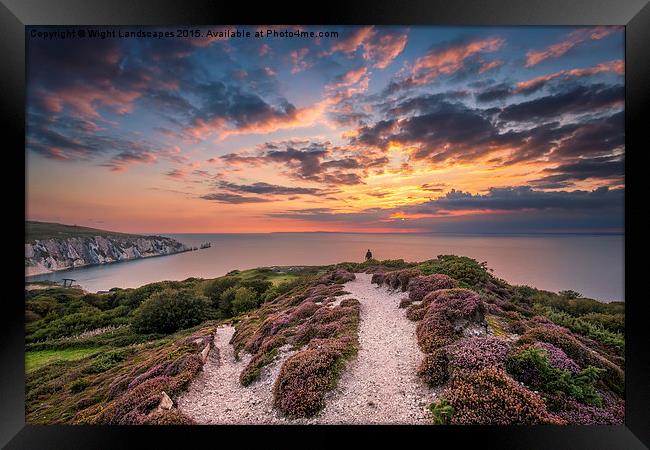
530 155 624 188
290 47 311 74
515 60 624 94
101 150 158 172
200 192 272 204
267 186 624 233
386 37 504 93
499 84 623 123
219 139 387 186
216 181 323 196
324 26 407 69
525 27 618 67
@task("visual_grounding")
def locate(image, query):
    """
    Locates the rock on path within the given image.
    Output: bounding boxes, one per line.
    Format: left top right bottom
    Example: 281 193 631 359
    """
177 273 436 424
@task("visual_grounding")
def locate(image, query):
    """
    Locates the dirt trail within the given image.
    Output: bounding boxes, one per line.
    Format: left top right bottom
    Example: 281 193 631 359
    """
177 273 436 424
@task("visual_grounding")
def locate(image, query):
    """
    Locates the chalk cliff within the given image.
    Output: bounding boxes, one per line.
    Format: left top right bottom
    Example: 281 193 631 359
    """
25 235 189 276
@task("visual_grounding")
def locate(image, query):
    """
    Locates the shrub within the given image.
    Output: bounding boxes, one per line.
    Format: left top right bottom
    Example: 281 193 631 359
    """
429 399 454 424
131 288 208 334
319 268 355 284
407 274 457 303
443 367 565 425
85 350 129 374
273 338 355 418
371 273 385 285
418 349 449 386
139 409 196 425
551 390 624 425
232 287 259 315
533 305 624 354
203 276 239 307
446 336 510 372
415 289 486 353
70 378 90 393
518 326 624 396
532 342 580 374
240 279 272 296
505 345 604 406
417 255 492 289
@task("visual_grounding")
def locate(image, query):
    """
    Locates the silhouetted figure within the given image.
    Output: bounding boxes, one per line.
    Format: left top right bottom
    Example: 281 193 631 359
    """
365 249 373 260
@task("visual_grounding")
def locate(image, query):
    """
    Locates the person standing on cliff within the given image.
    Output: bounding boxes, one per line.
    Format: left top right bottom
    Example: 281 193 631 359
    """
365 249 373 260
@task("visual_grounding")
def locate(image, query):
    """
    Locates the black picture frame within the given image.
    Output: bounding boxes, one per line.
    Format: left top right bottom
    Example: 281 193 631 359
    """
2 0 648 447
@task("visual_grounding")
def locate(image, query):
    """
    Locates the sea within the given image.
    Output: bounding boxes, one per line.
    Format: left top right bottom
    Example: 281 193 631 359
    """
25 233 624 302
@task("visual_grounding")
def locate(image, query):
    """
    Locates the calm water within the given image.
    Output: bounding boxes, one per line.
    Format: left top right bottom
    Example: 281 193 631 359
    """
25 233 624 302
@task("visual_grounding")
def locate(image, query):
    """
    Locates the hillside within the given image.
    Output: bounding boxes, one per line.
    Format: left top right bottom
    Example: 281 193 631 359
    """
24 257 625 425
25 221 189 276
26 221 140 243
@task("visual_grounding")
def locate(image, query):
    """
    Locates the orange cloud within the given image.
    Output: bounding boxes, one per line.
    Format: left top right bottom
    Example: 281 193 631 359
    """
515 60 623 93
363 32 408 69
479 59 503 74
290 48 311 74
410 37 504 85
525 27 616 67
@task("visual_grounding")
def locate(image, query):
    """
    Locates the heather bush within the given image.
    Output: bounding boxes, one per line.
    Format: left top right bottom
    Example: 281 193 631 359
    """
417 349 449 386
319 268 355 284
533 305 624 354
505 346 604 406
131 288 208 334
443 367 565 425
519 326 624 396
371 273 385 285
551 390 624 425
398 298 412 309
446 336 510 372
533 342 580 373
407 274 457 302
139 409 195 425
274 338 355 418
416 289 486 353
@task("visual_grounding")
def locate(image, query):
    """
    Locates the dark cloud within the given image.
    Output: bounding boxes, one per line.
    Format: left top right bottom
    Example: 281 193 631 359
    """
219 140 385 186
200 192 272 204
217 181 323 196
268 186 624 233
190 81 297 131
531 155 624 188
475 84 512 103
499 84 623 123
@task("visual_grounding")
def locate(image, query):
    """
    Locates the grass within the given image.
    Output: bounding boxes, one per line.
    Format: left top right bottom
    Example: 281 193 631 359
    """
26 347 105 373
26 220 139 243
235 268 298 286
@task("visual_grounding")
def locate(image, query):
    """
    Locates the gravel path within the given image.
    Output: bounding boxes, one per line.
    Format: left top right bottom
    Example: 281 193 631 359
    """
310 273 437 424
177 273 436 424
177 325 297 424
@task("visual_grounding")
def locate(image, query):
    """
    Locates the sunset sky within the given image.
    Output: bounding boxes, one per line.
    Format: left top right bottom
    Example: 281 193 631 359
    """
26 26 624 234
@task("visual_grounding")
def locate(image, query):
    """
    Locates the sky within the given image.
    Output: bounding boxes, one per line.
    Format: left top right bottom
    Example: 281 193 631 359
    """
26 26 625 234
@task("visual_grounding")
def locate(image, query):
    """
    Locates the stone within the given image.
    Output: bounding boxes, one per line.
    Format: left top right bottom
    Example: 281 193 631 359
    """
158 391 173 411
200 344 210 364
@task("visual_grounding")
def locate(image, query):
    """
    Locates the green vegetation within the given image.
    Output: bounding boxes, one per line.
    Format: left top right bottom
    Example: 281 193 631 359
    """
24 265 318 424
131 288 209 334
429 399 454 425
26 347 105 373
26 220 139 243
24 255 625 425
533 305 624 354
506 346 605 407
